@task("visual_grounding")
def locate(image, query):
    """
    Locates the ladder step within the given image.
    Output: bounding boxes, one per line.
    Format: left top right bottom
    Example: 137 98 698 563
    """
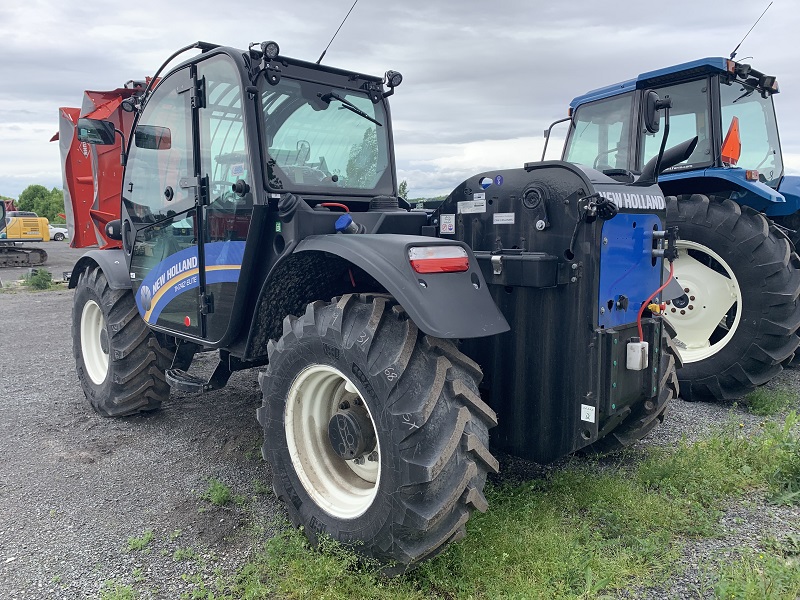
165 368 206 393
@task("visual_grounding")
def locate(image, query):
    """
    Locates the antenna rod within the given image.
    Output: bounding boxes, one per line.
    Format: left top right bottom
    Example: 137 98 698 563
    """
730 1 773 59
316 0 360 64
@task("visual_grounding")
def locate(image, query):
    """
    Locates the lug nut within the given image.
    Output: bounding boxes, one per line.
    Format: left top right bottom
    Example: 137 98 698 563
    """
671 308 676 313
690 295 695 301
688 305 694 310
680 310 686 315
684 287 690 293
367 451 378 462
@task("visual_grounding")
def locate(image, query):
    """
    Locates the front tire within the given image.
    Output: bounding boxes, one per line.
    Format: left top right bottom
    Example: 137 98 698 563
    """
53 232 65 241
257 294 498 572
72 265 170 416
666 195 800 401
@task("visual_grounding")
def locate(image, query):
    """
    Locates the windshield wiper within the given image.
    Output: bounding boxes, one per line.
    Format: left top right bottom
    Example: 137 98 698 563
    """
320 91 382 126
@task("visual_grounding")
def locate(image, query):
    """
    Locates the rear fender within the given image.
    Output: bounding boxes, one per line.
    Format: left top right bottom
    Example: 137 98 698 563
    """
68 249 131 290
658 169 796 215
295 234 509 339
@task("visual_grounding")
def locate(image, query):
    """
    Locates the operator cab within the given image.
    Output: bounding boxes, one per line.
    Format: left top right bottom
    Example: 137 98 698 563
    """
563 58 783 188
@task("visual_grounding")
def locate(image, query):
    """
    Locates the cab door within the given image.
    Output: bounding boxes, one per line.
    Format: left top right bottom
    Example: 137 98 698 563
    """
124 66 206 337
195 55 254 343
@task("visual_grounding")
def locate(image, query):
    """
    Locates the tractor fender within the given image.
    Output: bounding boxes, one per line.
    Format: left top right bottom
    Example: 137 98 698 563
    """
68 249 131 290
778 175 800 216
295 234 510 339
659 169 797 215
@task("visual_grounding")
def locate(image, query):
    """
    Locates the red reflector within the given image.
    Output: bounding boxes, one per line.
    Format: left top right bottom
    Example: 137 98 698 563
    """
184 316 191 327
408 246 469 273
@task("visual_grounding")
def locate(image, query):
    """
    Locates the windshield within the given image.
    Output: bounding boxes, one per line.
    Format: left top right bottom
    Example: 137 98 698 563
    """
261 78 393 195
641 78 712 171
564 93 633 170
720 80 783 187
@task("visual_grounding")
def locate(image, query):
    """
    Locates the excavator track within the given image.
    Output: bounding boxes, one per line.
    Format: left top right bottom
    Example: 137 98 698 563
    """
0 243 48 267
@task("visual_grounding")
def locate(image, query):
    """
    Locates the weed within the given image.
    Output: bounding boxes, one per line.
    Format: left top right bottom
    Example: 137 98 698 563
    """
173 547 198 562
99 580 137 600
202 478 233 506
25 269 52 291
253 479 271 496
170 529 182 540
746 387 797 416
132 567 145 583
713 549 800 599
127 529 154 552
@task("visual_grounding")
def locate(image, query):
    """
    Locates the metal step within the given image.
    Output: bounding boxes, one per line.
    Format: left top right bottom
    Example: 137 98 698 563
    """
165 368 207 393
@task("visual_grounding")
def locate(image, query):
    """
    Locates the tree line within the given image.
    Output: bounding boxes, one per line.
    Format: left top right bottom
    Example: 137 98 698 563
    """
3 185 66 223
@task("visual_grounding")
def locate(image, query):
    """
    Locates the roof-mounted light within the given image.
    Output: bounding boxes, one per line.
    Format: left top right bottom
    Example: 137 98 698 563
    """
262 41 280 60
759 74 779 95
384 70 403 88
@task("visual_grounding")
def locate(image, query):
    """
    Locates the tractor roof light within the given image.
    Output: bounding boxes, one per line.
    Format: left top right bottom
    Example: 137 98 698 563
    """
384 70 403 88
261 41 280 60
759 74 779 95
408 246 469 274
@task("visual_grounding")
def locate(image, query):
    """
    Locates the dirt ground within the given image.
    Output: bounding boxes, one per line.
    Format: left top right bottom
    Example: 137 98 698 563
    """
0 244 797 599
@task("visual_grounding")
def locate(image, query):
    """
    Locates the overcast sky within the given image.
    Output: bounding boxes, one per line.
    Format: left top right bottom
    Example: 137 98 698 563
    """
1 0 798 200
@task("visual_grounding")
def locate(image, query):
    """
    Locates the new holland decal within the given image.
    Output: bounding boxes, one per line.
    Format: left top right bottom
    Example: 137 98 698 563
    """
135 241 245 324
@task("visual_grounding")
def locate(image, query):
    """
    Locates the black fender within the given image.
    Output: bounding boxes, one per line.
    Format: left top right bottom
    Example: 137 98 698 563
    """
295 234 509 339
68 249 131 290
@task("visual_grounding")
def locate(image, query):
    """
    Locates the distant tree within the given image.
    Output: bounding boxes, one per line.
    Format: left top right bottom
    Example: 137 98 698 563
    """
398 180 409 201
17 185 65 222
345 128 378 188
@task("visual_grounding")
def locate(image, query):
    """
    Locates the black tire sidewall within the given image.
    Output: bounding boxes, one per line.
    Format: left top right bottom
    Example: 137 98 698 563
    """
263 330 401 549
72 271 113 409
668 196 794 382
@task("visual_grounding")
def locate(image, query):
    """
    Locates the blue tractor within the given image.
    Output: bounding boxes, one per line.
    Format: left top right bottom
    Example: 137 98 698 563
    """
552 57 800 401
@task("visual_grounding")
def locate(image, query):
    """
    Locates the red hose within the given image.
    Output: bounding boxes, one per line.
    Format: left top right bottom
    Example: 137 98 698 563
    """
637 261 675 341
320 202 349 212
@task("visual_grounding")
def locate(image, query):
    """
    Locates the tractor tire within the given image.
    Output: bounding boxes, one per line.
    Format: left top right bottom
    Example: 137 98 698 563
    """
665 194 800 401
257 294 498 573
584 320 680 454
72 265 170 416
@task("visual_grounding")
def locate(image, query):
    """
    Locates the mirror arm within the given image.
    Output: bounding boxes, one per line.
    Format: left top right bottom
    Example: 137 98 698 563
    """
115 128 128 166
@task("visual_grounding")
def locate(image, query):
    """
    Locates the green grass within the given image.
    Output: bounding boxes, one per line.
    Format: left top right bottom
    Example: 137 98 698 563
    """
127 529 154 552
745 387 797 416
712 549 800 599
100 580 137 600
24 269 52 290
213 413 800 599
202 478 234 506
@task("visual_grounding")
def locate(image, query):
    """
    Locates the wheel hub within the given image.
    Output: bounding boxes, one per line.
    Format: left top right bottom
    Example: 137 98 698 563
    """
328 400 376 460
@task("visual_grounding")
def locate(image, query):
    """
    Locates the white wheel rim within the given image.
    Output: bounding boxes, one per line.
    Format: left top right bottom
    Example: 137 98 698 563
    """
664 240 742 363
80 300 109 385
285 364 381 519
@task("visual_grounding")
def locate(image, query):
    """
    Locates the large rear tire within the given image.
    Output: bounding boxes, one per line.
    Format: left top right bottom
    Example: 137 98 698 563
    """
665 195 800 401
257 294 498 572
72 265 170 416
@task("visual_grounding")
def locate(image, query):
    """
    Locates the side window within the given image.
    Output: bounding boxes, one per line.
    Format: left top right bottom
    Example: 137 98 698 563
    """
199 55 252 243
123 69 193 224
642 79 711 169
564 93 633 170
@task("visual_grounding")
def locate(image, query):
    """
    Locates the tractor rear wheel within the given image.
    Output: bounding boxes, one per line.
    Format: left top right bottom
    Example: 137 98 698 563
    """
258 294 498 572
665 194 800 401
72 265 170 416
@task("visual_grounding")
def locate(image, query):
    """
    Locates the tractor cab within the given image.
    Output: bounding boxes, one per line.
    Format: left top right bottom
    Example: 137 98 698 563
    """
562 58 795 215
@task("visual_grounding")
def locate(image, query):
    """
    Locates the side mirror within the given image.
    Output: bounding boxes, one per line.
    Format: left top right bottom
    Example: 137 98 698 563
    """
134 125 172 150
77 118 117 145
643 90 661 134
0 200 6 232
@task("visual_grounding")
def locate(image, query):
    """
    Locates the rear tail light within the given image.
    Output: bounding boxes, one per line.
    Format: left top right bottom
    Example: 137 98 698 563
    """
408 246 469 273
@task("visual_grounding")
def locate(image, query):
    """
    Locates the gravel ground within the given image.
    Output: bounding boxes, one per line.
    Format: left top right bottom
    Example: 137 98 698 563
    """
0 249 798 599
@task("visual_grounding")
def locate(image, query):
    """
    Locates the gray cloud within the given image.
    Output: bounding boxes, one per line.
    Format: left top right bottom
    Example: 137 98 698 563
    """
0 0 797 199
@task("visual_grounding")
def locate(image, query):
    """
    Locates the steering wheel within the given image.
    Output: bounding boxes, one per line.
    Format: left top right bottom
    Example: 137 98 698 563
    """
593 145 620 170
